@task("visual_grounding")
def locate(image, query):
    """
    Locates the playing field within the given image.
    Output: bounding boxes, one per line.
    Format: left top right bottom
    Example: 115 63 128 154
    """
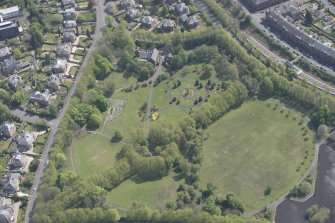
106 174 182 209
199 99 315 211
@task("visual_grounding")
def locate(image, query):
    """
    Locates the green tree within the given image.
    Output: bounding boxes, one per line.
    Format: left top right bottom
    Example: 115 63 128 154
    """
11 89 25 106
260 77 274 97
305 10 314 26
111 130 123 143
317 124 328 140
93 55 113 80
87 113 102 130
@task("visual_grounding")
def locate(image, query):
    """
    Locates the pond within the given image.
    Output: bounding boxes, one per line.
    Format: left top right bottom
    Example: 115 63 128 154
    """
275 144 335 223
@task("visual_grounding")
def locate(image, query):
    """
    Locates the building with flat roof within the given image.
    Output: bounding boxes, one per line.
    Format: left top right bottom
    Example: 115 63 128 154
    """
266 10 335 66
0 20 21 41
242 0 288 12
0 6 21 20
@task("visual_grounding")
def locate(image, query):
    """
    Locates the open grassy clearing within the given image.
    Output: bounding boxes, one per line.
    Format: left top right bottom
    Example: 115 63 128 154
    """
106 173 182 209
71 133 123 178
199 99 315 211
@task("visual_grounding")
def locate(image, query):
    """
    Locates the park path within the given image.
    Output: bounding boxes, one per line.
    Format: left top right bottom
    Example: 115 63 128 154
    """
243 141 323 218
146 60 163 130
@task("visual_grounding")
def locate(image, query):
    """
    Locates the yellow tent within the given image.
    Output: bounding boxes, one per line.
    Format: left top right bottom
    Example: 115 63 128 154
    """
152 112 159 121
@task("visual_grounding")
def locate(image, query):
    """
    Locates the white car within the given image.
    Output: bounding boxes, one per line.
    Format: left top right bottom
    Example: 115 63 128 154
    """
33 187 37 191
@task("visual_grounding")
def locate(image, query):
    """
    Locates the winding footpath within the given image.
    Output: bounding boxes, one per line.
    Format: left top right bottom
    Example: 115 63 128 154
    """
23 2 107 223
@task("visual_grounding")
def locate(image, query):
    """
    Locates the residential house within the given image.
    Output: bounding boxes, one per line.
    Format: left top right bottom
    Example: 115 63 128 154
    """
9 153 26 172
142 16 155 29
0 6 21 20
2 173 20 196
0 204 13 223
17 132 35 151
0 20 21 41
8 74 23 91
0 123 16 138
63 8 76 20
52 59 67 73
136 48 151 61
266 10 335 66
62 31 76 43
322 16 334 26
64 20 77 28
57 43 72 59
161 20 175 32
150 48 160 65
136 48 160 65
125 8 140 22
185 16 199 29
280 3 301 21
47 74 63 92
62 0 76 8
0 47 11 62
180 14 188 23
29 90 51 106
241 0 287 12
314 10 325 20
119 0 136 10
174 3 189 15
1 59 18 75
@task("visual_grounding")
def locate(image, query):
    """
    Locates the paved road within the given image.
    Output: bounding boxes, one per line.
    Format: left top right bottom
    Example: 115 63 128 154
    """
242 1 335 77
248 34 335 95
23 2 107 223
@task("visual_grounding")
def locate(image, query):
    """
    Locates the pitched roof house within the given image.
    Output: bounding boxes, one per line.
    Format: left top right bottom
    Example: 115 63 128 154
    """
57 43 72 59
0 123 16 138
0 204 13 223
9 153 26 172
8 74 23 91
62 0 76 8
142 16 155 29
47 74 63 92
52 59 67 73
29 90 51 106
63 8 76 20
125 8 140 22
185 16 199 29
0 47 11 62
119 0 136 10
150 48 160 65
1 59 18 75
162 20 175 32
17 132 35 150
64 20 77 28
62 31 76 43
2 173 20 195
174 3 189 15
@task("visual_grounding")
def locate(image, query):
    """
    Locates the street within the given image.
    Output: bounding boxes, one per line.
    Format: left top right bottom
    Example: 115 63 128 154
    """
23 1 107 222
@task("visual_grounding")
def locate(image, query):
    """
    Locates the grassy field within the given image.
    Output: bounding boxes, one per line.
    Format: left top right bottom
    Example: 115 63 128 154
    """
199 99 315 211
71 133 123 178
106 174 182 209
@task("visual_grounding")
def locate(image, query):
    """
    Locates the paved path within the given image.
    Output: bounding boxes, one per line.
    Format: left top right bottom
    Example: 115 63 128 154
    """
23 2 107 222
147 60 163 129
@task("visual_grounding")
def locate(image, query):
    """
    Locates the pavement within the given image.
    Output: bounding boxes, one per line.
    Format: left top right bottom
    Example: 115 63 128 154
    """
23 1 107 222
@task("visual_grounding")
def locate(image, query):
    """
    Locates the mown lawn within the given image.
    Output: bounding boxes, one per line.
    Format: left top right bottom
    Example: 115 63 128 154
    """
106 174 182 209
72 133 123 178
199 99 315 211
